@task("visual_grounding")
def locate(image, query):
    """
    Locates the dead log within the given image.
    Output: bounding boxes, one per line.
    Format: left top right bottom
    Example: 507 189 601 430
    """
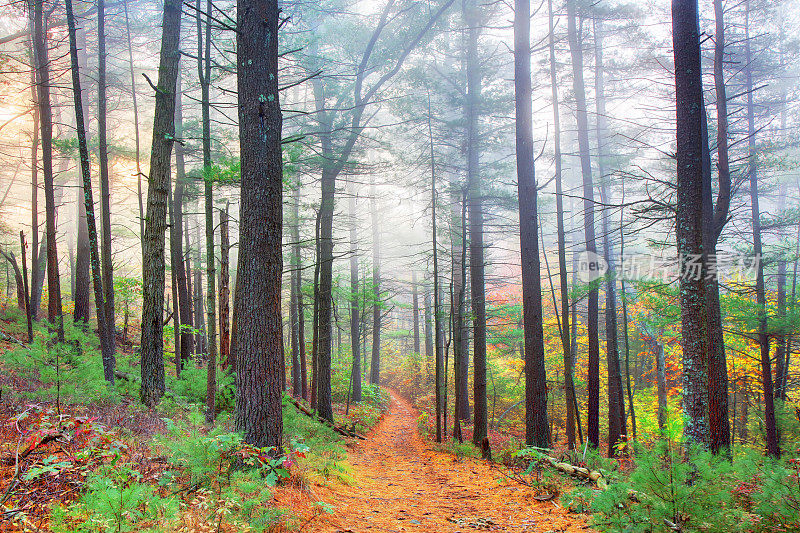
285 395 366 440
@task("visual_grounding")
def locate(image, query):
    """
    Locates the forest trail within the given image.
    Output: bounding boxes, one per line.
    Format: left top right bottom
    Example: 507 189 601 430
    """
309 392 588 532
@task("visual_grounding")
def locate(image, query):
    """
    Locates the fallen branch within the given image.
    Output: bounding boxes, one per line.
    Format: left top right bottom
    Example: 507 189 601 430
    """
0 330 27 348
285 396 366 440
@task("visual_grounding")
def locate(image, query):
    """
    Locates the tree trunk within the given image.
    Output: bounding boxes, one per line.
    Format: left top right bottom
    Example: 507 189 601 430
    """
140 0 181 407
548 0 575 451
73 17 90 326
232 0 284 448
567 0 599 448
32 0 64 341
124 1 144 259
706 0 732 454
412 271 420 354
594 18 626 455
349 189 361 402
429 91 445 443
170 86 192 364
744 0 779 458
65 0 115 383
293 186 307 400
672 0 711 446
98 0 115 351
197 0 217 422
28 20 41 323
515 0 548 449
464 0 488 448
370 178 382 386
219 204 231 369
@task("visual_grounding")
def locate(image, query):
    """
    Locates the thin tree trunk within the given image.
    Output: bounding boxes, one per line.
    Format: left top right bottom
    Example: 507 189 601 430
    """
594 18 625 455
124 1 144 257
349 189 361 402
548 0 575 451
32 0 64 341
744 0 779 458
707 0 732 454
464 0 488 448
567 0 599 448
21 232 33 342
370 178 381 386
65 0 115 383
197 0 217 423
28 21 41 323
140 0 181 407
412 271 420 354
429 90 445 443
293 187 307 400
219 204 231 369
98 0 115 351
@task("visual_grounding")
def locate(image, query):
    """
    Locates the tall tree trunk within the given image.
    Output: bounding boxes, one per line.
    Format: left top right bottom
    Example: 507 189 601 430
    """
429 91 445 443
370 178 382 386
515 0 548 449
74 177 90 324
744 0 779 458
567 0 599 448
98 0 115 350
464 0 488 448
672 0 711 446
233 0 284 448
140 0 182 407
412 271 420 354
124 1 144 258
594 18 626 455
219 204 231 369
176 91 194 363
707 0 732 453
28 21 41 323
349 189 361 402
548 0 575 451
32 0 64 341
169 84 192 366
65 0 115 383
73 19 90 326
424 289 434 361
293 185 307 399
197 0 217 423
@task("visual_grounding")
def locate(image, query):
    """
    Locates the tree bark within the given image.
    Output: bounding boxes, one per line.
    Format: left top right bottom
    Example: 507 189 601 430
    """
707 0 732 454
370 179 382 386
567 0 600 448
349 189 361 402
594 18 626 455
464 0 488 448
744 0 779 458
65 0 115 383
72 19 90 326
233 0 284 448
515 0 548 449
219 204 231 369
32 0 64 341
672 0 712 446
197 0 217 423
98 0 115 351
412 271 420 354
140 0 182 407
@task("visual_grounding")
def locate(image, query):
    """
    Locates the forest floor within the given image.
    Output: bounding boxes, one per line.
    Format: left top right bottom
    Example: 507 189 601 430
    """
306 392 589 532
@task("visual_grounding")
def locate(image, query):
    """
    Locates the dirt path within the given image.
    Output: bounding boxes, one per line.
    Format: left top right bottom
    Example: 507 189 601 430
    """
310 392 588 532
